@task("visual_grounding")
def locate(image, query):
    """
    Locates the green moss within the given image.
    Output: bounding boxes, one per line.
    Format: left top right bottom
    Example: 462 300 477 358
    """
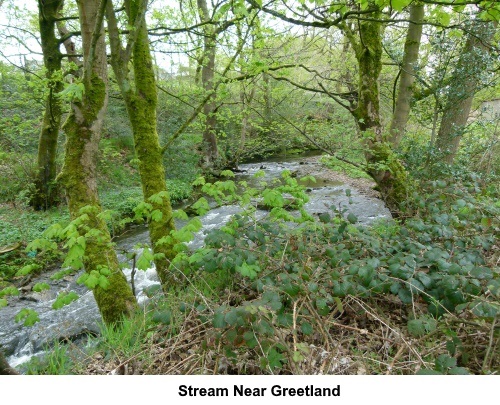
31 0 65 210
120 4 177 290
366 142 413 213
60 52 137 324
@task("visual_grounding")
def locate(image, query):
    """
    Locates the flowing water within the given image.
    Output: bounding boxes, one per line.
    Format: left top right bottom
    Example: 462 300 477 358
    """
0 154 392 369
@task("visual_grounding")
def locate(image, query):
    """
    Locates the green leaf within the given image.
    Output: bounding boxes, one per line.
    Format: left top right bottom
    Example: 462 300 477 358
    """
301 322 313 335
347 213 358 224
16 264 40 277
449 367 470 375
333 297 343 313
58 82 85 102
98 275 110 290
151 209 163 222
391 0 409 12
318 213 331 223
436 354 457 370
407 317 437 337
398 288 413 304
0 298 7 308
220 170 235 178
52 291 79 310
435 10 451 26
172 209 189 220
236 262 261 279
192 177 206 186
0 286 20 298
191 197 210 215
262 189 285 208
151 310 172 325
481 217 492 227
33 283 50 293
213 311 227 328
267 347 285 369
15 308 40 326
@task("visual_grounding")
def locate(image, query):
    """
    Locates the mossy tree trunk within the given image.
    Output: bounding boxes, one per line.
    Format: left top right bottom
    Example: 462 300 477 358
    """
30 0 65 210
59 0 137 324
106 0 177 290
389 2 424 147
345 5 411 213
435 19 496 164
197 0 219 166
0 351 18 375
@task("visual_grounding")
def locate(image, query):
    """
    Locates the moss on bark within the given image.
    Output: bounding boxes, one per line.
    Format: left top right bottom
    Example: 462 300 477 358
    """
59 0 137 324
365 142 412 213
31 0 65 210
121 0 176 289
346 4 413 214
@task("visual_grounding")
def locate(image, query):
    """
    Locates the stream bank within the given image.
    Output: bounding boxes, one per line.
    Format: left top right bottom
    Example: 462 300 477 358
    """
1 154 392 369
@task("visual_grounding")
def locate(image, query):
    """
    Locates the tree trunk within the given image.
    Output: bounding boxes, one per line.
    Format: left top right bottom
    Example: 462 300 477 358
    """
107 0 177 290
197 0 219 166
262 72 273 135
435 19 496 164
30 0 65 210
59 0 137 324
0 351 18 375
347 5 411 213
389 2 424 147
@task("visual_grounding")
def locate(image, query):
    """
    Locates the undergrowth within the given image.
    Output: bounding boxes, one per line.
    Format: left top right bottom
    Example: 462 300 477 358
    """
5 167 499 375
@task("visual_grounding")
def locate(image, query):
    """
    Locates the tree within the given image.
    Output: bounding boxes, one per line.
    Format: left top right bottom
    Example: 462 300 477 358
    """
248 0 414 211
343 4 412 211
435 17 497 164
194 0 250 167
106 0 177 289
197 0 220 166
389 2 425 147
30 0 66 210
58 0 137 323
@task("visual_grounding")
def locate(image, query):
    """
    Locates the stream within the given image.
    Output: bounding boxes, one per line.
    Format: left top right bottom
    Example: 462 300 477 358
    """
0 154 392 369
